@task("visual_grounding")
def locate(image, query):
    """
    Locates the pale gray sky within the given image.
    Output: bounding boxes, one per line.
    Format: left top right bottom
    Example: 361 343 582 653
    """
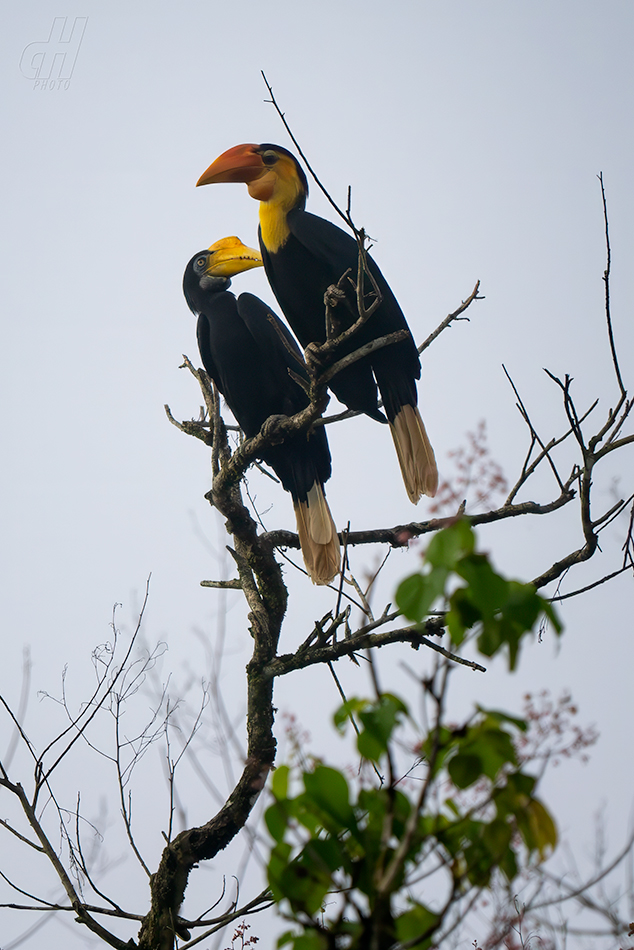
1 3 633 947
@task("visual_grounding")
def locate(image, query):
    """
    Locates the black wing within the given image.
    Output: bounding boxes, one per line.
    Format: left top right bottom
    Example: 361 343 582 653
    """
196 312 224 394
236 292 308 393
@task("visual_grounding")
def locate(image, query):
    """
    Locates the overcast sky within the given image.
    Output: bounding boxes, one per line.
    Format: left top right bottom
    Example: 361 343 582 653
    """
1 3 633 947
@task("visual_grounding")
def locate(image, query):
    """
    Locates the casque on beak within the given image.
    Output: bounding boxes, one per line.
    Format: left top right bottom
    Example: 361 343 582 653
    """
196 144 264 187
205 235 263 278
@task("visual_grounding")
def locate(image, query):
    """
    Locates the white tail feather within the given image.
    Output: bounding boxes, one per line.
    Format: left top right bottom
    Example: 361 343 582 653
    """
305 483 334 544
294 484 340 585
389 404 438 503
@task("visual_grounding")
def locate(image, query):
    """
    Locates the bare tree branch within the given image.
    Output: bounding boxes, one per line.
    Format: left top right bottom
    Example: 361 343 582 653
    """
417 280 483 354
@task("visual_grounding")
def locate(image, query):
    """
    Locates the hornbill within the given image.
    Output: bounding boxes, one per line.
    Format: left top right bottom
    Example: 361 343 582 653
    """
183 236 340 585
196 144 438 502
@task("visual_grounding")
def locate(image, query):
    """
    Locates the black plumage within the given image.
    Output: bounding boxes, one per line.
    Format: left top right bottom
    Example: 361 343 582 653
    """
183 240 340 584
259 192 421 425
197 145 438 502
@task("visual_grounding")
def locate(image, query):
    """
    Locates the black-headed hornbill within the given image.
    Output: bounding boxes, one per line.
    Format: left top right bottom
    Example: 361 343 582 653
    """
196 144 438 503
183 236 340 585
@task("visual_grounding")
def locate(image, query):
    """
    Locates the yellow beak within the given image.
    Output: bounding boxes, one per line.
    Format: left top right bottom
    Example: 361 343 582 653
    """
205 236 263 278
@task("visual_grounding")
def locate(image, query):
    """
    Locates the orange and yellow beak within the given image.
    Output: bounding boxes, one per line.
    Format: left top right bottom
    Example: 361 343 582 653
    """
205 236 263 278
197 144 264 187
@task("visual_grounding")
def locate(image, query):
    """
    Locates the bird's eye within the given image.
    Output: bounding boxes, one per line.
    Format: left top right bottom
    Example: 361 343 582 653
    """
196 257 206 268
261 150 278 166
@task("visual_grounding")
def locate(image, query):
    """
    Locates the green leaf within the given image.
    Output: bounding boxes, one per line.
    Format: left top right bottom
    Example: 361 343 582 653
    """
494 771 536 819
292 800 321 836
358 695 408 760
277 929 297 948
282 930 329 950
472 727 517 778
500 845 518 881
448 753 483 789
336 920 363 942
426 519 475 568
268 840 293 900
517 798 558 858
265 801 289 843
457 554 509 616
478 707 527 732
446 586 482 645
277 853 330 915
304 836 347 875
395 573 426 622
476 616 504 658
395 569 447 622
420 725 457 777
334 698 369 732
463 837 495 886
446 718 518 790
504 581 543 628
271 764 289 800
395 902 439 949
481 818 513 861
445 605 466 646
303 766 355 831
507 771 536 796
357 729 384 763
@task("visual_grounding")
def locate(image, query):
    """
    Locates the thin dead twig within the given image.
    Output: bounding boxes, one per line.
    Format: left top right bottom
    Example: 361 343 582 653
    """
503 364 568 496
34 580 153 803
261 71 352 231
598 172 626 398
550 564 633 603
418 280 482 354
200 579 242 590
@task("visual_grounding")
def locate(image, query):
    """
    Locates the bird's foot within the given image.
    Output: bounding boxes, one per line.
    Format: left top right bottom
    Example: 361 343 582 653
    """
324 283 346 309
261 414 287 444
304 342 326 373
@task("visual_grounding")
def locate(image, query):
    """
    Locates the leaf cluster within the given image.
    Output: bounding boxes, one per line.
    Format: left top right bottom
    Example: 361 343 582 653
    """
263 522 560 949
396 520 562 669
266 699 556 950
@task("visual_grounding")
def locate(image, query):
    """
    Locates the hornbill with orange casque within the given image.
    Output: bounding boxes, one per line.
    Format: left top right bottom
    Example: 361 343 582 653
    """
183 236 340 585
196 144 438 502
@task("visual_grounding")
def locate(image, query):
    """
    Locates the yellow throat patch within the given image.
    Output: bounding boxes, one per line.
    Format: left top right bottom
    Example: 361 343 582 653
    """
256 153 305 254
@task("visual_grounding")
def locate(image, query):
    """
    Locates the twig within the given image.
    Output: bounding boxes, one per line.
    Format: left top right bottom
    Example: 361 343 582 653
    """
531 830 634 912
503 364 567 495
623 498 634 570
34 579 153 801
261 71 351 230
200 579 242 589
418 281 482 354
115 706 152 878
0 818 43 852
544 369 586 450
73 794 128 915
593 493 633 531
598 173 625 397
550 565 633 602
177 895 274 948
164 405 213 446
3 648 31 772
